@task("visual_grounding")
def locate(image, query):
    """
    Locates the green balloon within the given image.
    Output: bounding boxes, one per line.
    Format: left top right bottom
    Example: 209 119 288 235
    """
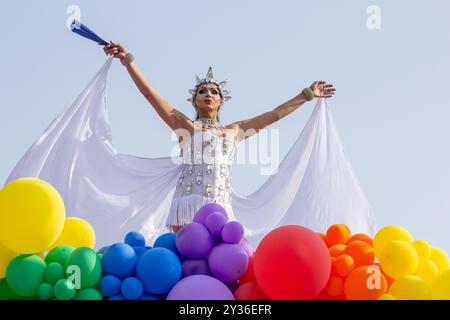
45 262 64 284
0 278 23 300
6 255 46 297
65 247 102 289
38 282 54 300
54 279 76 300
45 245 75 266
74 288 104 300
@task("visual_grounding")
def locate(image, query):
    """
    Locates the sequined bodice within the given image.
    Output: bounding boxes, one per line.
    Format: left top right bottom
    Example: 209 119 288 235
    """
174 119 237 203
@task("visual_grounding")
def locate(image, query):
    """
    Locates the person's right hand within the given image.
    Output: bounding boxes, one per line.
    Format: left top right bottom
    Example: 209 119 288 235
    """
102 41 127 60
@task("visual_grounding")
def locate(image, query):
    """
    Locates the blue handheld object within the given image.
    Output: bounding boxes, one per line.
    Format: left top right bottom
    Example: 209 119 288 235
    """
71 20 109 46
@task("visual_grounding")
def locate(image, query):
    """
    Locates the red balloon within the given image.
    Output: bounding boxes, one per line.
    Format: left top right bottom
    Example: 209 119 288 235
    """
234 282 268 300
239 255 256 284
254 225 331 300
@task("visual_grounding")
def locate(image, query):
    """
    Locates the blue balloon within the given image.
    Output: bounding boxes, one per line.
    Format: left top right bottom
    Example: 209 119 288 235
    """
133 246 148 259
102 243 137 279
109 294 125 300
154 233 185 262
99 275 122 297
140 293 161 300
124 231 146 247
121 277 143 300
135 247 182 295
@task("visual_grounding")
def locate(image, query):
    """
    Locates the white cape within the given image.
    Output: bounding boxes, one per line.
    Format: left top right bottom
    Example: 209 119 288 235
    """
5 58 376 249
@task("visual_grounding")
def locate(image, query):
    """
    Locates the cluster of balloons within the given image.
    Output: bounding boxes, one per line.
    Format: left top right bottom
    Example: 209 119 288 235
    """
0 178 99 300
315 224 450 300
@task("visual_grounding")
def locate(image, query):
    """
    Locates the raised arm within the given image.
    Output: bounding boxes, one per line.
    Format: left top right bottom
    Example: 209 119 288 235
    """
228 81 336 142
103 41 193 133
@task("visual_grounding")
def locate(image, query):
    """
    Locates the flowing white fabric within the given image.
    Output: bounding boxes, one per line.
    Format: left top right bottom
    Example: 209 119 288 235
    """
5 59 376 249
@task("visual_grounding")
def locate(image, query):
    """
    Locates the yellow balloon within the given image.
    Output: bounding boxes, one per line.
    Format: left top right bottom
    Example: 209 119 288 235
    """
379 240 419 279
0 178 65 254
0 242 17 278
49 217 96 250
373 226 414 259
389 275 430 300
431 269 450 300
378 294 396 300
412 240 431 261
414 260 439 285
430 247 449 273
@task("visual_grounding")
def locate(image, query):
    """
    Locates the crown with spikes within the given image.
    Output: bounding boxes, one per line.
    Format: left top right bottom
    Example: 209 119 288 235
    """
187 67 232 105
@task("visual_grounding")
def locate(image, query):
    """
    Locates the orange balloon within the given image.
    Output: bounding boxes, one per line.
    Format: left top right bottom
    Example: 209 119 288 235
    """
334 254 355 277
347 233 373 247
373 262 395 288
326 224 351 246
344 266 388 300
325 275 344 297
344 240 375 267
329 244 347 257
239 255 256 284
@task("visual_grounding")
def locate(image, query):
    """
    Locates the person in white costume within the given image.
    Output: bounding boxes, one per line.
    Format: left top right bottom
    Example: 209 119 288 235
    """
5 42 376 250
104 41 336 233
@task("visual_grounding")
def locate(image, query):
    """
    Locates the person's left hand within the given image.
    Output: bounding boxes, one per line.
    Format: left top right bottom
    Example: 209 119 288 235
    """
310 81 336 98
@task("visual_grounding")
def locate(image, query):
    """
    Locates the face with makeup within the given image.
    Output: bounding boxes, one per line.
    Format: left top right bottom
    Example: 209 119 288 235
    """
193 83 223 120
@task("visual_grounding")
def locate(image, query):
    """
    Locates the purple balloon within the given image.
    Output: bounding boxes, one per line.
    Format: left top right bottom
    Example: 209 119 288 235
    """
208 243 248 282
205 212 227 238
240 238 254 257
176 223 214 259
182 259 211 277
221 221 244 244
193 203 228 225
167 275 234 300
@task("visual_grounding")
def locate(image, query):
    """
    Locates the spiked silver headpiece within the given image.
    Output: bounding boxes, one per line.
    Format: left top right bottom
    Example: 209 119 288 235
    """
187 67 232 105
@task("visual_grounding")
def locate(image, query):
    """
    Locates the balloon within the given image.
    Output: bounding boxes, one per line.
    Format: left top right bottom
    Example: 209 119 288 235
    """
431 269 450 300
182 259 210 277
347 233 373 247
140 293 161 300
239 239 253 258
154 232 185 262
414 260 439 285
325 224 351 246
54 279 76 300
328 245 346 258
99 275 122 297
45 262 64 284
324 275 344 297
344 266 387 300
0 242 17 279
109 294 125 300
0 178 65 254
65 247 102 289
74 288 103 300
49 217 95 250
412 240 431 261
124 231 146 247
234 282 268 300
389 275 430 300
344 240 375 267
133 246 148 259
221 222 244 244
6 254 46 297
102 243 137 280
254 225 331 300
38 282 54 300
379 240 419 279
208 243 248 283
239 255 256 284
135 247 182 295
193 203 228 225
0 278 22 300
176 223 214 259
430 246 449 273
334 254 355 277
378 294 396 300
167 275 234 300
373 225 414 259
204 212 227 238
121 277 143 300
45 245 75 266
317 232 327 244
97 246 109 255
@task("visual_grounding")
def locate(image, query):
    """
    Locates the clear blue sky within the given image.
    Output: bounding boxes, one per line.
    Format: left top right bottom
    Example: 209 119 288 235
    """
1 1 449 251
